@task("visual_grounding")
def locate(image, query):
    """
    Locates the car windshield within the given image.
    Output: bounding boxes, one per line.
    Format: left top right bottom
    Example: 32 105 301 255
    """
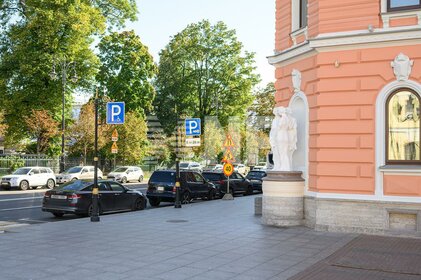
65 167 83 174
113 167 128 173
13 168 31 175
179 163 189 168
202 173 222 181
246 171 266 178
54 180 91 191
150 171 175 183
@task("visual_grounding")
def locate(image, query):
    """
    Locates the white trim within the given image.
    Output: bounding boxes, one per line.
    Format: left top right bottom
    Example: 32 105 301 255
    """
375 79 421 198
268 27 421 66
291 0 299 32
306 190 421 203
268 43 314 66
291 27 308 46
288 91 309 189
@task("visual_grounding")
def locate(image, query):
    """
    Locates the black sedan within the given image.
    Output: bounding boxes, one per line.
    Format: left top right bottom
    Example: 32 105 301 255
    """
246 170 267 192
42 180 147 217
201 171 254 197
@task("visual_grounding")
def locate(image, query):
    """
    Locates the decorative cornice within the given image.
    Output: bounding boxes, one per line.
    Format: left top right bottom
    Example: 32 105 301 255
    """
268 26 421 66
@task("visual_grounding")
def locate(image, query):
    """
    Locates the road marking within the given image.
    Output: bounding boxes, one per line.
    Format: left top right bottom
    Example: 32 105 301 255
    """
0 206 41 212
0 197 44 202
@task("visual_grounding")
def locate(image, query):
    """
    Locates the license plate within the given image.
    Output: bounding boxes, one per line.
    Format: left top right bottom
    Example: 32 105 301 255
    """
157 186 164 191
252 180 260 183
1 182 8 185
51 195 67 199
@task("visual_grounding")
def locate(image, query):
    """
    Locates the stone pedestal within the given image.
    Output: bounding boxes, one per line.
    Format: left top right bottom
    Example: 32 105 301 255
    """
262 171 305 227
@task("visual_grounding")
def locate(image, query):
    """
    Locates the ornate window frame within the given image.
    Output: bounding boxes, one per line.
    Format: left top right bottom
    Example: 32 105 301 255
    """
385 88 421 165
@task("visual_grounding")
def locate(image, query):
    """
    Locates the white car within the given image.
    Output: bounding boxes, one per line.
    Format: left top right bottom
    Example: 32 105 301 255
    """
1 167 56 191
56 166 103 184
253 162 267 171
233 164 247 175
107 166 144 183
179 162 202 172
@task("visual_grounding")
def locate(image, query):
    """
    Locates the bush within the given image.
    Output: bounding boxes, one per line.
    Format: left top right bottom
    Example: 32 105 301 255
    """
7 156 25 173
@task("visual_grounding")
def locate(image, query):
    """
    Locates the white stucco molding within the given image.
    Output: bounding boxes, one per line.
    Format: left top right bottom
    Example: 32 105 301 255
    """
268 27 421 66
391 53 414 81
375 79 421 197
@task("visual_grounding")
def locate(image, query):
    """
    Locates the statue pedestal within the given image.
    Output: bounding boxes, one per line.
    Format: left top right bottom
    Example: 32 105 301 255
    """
262 171 305 227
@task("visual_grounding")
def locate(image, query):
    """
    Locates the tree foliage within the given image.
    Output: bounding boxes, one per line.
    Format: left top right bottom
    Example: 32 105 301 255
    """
23 109 59 154
69 101 108 163
0 0 137 144
97 30 157 116
101 112 148 164
154 20 260 134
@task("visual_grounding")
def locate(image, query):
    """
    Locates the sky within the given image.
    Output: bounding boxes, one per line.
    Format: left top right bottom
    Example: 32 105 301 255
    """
126 0 276 87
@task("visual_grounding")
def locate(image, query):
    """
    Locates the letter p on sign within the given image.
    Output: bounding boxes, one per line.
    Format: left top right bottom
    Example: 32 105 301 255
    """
106 102 125 124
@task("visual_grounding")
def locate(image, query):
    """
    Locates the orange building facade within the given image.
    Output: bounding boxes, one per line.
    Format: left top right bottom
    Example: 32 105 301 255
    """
268 0 421 234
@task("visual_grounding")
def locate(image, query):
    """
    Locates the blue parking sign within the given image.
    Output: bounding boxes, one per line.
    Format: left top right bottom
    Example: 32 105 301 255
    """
185 118 201 136
106 102 125 124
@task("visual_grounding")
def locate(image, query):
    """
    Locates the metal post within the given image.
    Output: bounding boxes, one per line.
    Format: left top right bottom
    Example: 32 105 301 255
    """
60 63 66 173
175 159 181 208
91 93 100 222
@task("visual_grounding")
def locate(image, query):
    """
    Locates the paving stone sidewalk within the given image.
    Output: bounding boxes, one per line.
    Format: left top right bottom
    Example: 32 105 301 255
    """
0 195 357 280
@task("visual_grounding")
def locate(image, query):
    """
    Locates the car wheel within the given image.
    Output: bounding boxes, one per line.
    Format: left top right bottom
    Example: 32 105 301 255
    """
71 177 78 181
133 197 145 211
229 188 234 196
181 191 191 204
149 198 160 207
246 185 253 196
52 212 64 218
46 179 55 189
88 204 102 217
138 175 143 183
207 189 216 200
121 177 127 184
19 180 29 191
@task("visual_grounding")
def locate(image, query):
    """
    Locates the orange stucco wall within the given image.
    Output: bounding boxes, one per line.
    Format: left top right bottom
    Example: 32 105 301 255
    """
384 175 421 196
275 0 382 52
274 45 421 195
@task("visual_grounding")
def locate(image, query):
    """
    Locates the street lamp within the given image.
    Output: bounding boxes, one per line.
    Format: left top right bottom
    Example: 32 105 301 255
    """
50 57 78 173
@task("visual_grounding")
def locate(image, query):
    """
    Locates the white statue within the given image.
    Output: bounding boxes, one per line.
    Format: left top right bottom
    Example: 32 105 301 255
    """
391 53 414 82
269 106 297 171
292 69 302 93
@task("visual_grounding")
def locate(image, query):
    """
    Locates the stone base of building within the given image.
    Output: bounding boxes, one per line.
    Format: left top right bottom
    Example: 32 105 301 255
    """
304 196 421 237
261 171 305 227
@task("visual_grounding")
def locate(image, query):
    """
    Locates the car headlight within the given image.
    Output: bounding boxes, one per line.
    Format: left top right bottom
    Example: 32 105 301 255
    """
10 178 18 183
115 174 121 178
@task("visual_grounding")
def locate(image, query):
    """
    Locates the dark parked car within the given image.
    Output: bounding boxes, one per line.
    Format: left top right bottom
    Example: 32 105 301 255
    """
245 170 267 192
146 170 217 207
42 180 146 217
201 171 253 197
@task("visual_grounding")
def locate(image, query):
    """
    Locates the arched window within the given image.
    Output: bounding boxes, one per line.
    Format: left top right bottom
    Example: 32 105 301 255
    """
386 88 421 164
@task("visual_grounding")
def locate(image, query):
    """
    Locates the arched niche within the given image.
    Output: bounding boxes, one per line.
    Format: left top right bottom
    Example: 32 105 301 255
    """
289 91 309 186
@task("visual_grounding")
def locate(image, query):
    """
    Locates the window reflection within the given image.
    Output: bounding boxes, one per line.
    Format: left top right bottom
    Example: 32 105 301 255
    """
390 0 420 8
388 90 420 161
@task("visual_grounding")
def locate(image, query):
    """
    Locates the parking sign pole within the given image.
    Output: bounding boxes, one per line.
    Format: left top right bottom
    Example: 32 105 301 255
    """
175 159 181 208
91 91 100 222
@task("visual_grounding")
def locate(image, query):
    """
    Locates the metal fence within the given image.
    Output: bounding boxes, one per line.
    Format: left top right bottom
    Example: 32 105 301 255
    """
0 154 158 176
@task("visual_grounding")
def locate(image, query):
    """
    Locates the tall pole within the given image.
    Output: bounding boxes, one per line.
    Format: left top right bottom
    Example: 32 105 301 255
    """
174 104 181 208
60 63 66 173
91 90 100 222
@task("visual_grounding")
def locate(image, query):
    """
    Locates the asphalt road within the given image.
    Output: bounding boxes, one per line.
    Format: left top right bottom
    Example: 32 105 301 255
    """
0 182 150 224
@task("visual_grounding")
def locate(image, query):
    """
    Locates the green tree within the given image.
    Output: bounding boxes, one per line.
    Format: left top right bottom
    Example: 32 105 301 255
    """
23 109 59 155
69 101 108 163
97 30 157 116
102 111 148 164
154 20 260 134
0 0 137 144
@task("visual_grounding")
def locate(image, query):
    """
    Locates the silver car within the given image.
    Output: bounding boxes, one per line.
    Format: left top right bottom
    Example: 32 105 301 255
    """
56 166 103 184
107 166 144 183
